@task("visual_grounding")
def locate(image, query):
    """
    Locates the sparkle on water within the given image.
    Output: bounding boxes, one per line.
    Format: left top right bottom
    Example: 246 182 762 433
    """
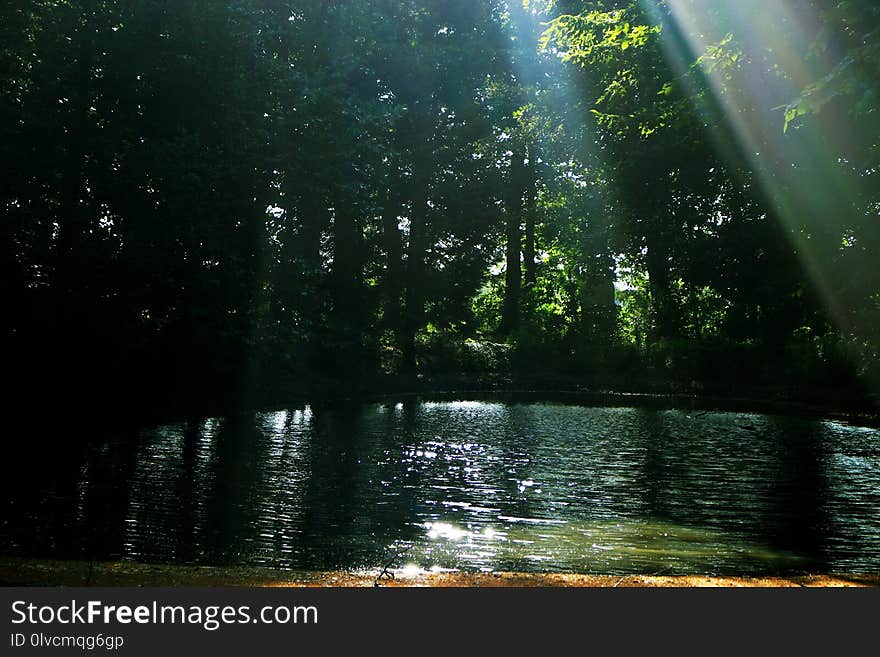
4 401 879 575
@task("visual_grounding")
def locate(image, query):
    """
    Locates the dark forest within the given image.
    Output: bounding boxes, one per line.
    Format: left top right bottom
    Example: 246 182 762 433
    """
3 0 879 422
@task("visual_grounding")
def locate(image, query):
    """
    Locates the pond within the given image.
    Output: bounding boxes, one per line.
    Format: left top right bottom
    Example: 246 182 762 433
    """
3 400 880 575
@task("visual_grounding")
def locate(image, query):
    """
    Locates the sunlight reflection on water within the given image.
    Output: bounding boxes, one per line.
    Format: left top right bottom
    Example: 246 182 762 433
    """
5 401 880 575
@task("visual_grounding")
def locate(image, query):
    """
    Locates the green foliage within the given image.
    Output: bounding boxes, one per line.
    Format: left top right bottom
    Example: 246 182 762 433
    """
783 1 880 131
1 0 877 417
418 333 512 375
539 9 659 60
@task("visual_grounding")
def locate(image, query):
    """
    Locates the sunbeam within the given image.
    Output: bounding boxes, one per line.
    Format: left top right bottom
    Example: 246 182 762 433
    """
659 0 880 386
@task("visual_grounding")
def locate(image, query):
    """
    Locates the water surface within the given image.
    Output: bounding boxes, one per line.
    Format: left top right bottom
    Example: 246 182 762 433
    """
3 402 879 575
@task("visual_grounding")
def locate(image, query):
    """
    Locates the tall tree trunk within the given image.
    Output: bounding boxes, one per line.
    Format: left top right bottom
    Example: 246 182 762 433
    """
401 180 427 374
399 101 434 376
381 181 404 338
501 150 526 335
52 7 95 404
331 198 363 345
581 252 617 343
645 232 678 340
297 193 327 374
523 159 538 288
56 10 94 287
523 175 537 288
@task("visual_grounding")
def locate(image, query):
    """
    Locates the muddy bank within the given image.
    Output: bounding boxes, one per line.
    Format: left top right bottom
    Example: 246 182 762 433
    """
2 558 878 587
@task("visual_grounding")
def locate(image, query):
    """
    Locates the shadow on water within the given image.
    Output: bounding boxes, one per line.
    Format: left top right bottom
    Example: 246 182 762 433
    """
2 401 879 575
200 415 265 564
169 419 202 563
297 404 374 568
762 416 829 572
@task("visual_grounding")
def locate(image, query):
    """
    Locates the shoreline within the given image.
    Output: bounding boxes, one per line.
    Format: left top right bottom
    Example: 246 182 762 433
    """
122 383 879 433
2 557 878 588
16 375 877 434
351 387 880 427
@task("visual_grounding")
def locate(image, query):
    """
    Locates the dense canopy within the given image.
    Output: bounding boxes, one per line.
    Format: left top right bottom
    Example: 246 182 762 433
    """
2 0 878 420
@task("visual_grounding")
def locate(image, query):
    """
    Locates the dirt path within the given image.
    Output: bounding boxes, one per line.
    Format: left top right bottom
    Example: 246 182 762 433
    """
2 557 877 587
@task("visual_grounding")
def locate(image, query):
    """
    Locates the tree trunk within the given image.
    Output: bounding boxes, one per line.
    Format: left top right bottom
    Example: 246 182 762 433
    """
398 101 434 375
524 184 537 288
645 233 678 340
295 193 327 375
55 10 94 287
501 150 526 335
331 199 363 336
401 181 427 374
581 253 617 343
381 181 404 338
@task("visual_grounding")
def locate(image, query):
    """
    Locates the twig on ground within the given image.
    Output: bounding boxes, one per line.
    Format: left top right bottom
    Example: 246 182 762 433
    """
373 544 414 587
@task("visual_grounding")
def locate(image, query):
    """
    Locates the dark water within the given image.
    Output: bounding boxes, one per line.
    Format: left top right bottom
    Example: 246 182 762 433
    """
3 401 880 575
